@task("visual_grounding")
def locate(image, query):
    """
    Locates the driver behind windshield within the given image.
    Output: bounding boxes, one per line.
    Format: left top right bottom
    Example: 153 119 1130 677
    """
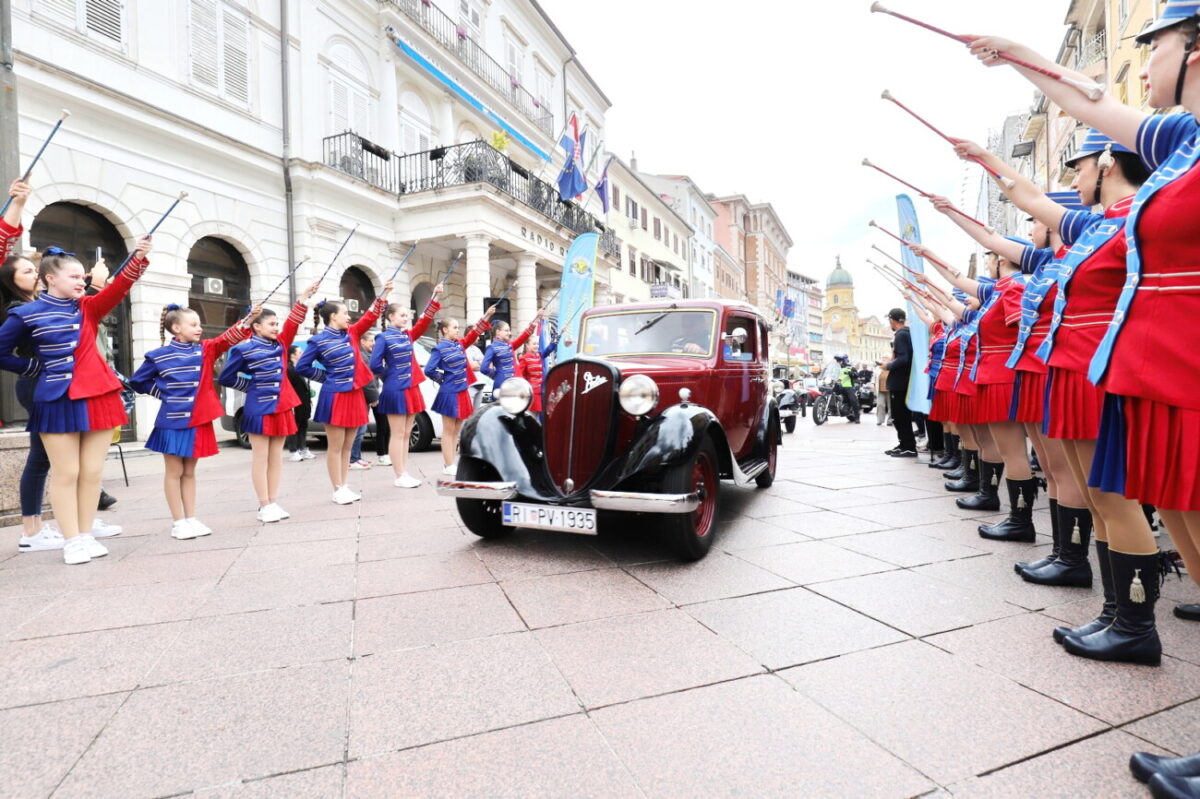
670 313 712 355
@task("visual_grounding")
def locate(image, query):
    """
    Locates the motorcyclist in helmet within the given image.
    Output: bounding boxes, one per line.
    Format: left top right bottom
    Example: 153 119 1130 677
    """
821 354 861 423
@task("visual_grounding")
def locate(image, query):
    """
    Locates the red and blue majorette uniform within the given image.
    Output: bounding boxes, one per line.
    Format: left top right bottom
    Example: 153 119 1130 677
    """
0 218 22 259
296 296 388 428
958 267 1026 424
130 321 251 458
0 251 150 432
1005 242 1069 424
218 301 309 437
931 316 969 424
369 299 439 415
425 318 490 419
480 319 538 392
1037 187 1135 440
925 319 947 404
1089 112 1200 510
514 329 559 414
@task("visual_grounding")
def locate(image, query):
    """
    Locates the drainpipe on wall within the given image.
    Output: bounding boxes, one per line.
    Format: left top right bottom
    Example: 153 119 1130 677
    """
280 0 297 304
561 55 575 138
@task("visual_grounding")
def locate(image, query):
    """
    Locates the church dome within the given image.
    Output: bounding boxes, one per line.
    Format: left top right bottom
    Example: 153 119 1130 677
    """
827 259 853 288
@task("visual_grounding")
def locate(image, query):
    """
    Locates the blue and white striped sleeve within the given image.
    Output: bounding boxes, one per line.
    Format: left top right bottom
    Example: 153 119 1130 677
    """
1059 210 1103 247
1135 113 1200 172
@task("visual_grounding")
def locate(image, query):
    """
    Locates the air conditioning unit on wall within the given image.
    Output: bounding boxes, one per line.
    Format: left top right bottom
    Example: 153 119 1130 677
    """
346 298 360 312
205 278 224 295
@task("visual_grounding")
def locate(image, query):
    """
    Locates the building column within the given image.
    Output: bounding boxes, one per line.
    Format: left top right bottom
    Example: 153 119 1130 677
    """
439 92 455 146
465 233 491 323
515 252 538 328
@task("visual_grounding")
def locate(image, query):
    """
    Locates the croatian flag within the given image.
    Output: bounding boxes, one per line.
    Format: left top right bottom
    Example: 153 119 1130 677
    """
556 114 588 201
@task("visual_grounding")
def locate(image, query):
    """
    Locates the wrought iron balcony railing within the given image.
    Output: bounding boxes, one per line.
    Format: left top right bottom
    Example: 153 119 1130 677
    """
382 0 554 138
1076 29 1106 70
323 134 619 259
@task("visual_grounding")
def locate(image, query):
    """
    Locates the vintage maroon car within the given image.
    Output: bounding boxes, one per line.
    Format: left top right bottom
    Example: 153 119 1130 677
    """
436 300 781 559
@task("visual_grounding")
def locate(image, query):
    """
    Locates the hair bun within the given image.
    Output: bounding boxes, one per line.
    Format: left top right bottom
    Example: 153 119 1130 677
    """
165 303 181 311
316 299 327 308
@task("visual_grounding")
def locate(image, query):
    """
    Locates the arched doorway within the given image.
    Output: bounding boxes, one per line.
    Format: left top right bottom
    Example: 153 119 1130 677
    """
187 237 251 339
339 266 376 321
410 280 433 320
27 202 135 439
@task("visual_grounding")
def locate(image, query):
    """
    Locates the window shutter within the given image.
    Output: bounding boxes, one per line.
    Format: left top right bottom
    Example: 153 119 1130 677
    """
352 91 370 137
189 0 219 91
35 0 76 25
221 6 250 104
612 185 620 209
84 0 123 44
331 79 350 133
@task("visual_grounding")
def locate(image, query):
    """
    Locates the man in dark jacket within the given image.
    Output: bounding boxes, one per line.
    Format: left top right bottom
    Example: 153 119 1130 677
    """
884 308 916 457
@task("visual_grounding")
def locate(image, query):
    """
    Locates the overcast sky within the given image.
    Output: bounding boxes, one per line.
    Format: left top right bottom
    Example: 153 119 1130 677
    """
539 0 1072 320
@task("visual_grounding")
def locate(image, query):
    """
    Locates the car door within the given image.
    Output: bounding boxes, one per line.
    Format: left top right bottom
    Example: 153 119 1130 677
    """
717 311 759 457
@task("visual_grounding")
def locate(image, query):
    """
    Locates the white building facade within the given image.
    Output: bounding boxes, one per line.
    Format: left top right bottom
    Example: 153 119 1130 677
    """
604 155 692 304
6 0 616 437
638 173 716 300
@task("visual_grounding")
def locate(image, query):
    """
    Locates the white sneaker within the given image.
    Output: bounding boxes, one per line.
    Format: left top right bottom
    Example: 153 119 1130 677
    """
394 473 422 488
378 455 392 466
332 485 360 505
185 518 213 537
288 451 306 462
63 536 91 565
349 460 372 470
172 519 202 540
91 518 122 537
256 504 286 523
19 524 64 552
267 503 290 520
442 463 457 475
301 449 316 460
77 534 108 558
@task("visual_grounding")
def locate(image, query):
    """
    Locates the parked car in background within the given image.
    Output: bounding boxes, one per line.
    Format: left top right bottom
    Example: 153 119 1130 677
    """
437 299 781 560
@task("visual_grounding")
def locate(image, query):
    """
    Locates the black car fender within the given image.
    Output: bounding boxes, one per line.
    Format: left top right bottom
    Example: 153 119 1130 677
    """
610 403 733 484
458 404 560 499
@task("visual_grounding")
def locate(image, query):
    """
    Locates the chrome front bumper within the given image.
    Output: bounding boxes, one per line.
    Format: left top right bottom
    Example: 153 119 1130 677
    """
589 489 700 513
436 480 518 500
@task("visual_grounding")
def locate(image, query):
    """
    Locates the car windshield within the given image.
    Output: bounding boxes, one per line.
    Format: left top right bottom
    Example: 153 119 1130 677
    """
580 309 717 358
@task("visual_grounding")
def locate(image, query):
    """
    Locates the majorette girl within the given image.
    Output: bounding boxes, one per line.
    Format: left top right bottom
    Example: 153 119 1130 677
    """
0 236 153 565
296 281 393 504
966 26 1176 668
369 281 444 488
424 305 496 474
130 302 261 539
218 281 320 522
480 310 545 392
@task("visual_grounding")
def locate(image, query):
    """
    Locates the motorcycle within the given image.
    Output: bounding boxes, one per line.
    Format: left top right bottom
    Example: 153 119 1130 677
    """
812 381 858 426
775 379 800 433
855 381 876 414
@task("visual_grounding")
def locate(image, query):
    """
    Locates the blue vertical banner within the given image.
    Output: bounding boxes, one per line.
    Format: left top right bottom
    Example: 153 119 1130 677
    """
897 194 932 414
555 232 599 361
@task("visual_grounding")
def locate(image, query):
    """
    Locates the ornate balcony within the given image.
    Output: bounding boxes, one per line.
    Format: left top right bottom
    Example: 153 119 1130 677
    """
323 134 619 259
381 0 554 138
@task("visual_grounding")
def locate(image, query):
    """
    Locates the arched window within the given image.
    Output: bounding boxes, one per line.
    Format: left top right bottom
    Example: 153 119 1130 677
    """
399 90 432 154
456 122 482 144
340 266 377 321
28 202 134 437
410 281 433 324
187 237 251 338
327 41 372 137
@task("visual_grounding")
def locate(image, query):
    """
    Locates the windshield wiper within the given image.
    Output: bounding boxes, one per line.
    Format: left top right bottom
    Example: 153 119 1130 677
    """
633 303 677 336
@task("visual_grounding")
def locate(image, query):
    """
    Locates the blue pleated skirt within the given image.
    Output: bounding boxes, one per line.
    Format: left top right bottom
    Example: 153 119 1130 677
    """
1090 393 1128 494
146 423 219 459
432 389 473 419
28 391 127 434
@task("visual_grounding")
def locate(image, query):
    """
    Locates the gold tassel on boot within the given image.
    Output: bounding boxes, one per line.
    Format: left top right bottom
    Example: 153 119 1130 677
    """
1130 568 1146 603
1016 492 1026 510
1071 520 1081 546
992 473 999 487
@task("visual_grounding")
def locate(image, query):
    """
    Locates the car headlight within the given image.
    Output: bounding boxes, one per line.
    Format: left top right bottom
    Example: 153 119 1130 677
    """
496 377 533 415
619 374 659 416
772 380 784 395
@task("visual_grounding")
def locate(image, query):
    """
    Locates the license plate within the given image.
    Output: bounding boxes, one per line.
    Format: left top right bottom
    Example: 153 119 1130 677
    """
502 502 598 534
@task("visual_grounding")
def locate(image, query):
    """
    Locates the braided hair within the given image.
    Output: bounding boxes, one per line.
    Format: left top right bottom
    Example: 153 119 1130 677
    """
311 299 342 334
381 302 405 330
159 303 191 344
435 317 455 340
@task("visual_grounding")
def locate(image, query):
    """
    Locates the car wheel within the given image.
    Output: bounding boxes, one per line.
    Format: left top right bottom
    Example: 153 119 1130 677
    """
454 458 511 540
235 411 251 449
409 412 434 452
662 436 720 560
784 415 797 434
812 396 829 426
755 419 779 489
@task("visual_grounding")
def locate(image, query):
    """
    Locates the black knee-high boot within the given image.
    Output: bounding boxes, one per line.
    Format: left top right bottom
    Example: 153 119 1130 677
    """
1022 504 1093 586
1016 497 1058 573
1054 539 1115 644
979 477 1038 541
945 449 978 491
930 434 959 470
956 461 1003 511
1063 549 1161 666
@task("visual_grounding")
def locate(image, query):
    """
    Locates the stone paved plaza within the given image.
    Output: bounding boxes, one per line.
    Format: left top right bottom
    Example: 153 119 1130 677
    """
2 421 1199 798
